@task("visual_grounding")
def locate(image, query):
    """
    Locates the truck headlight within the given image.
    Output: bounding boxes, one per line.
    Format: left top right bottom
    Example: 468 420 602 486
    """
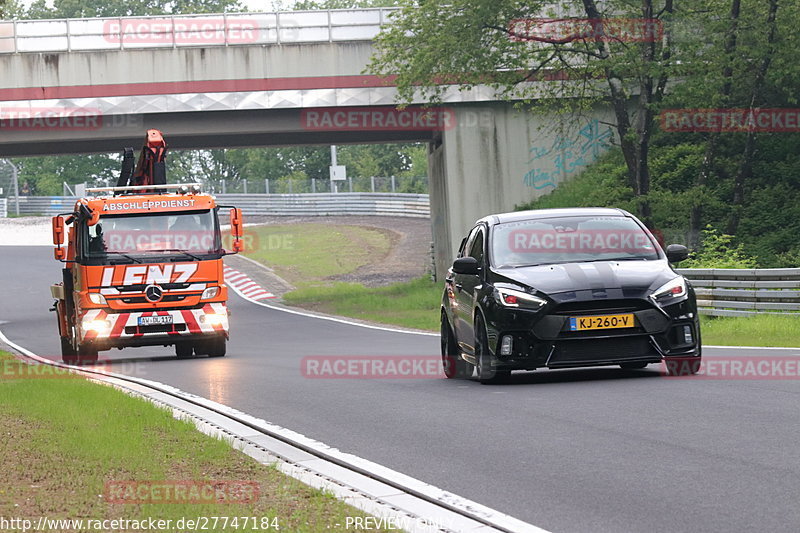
88 293 107 305
496 287 547 309
83 318 111 333
651 276 687 304
201 287 219 300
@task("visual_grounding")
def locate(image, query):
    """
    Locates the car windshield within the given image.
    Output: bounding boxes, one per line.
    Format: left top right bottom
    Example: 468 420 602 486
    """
491 215 660 268
85 210 220 259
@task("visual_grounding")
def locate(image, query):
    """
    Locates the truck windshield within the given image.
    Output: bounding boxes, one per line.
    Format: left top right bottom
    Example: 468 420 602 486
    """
85 210 220 260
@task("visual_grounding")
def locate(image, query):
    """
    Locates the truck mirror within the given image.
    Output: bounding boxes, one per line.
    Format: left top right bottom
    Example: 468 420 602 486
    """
232 239 244 252
52 216 64 245
54 248 66 260
230 208 243 237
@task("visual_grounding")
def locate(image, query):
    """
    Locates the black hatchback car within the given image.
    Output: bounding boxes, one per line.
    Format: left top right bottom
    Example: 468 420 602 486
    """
441 208 701 383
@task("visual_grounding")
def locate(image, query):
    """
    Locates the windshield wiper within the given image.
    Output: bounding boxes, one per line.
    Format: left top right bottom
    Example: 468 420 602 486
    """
103 252 141 264
153 249 204 261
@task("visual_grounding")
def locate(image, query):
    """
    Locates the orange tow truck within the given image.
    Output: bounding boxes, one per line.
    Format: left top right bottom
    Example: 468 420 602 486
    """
50 130 244 364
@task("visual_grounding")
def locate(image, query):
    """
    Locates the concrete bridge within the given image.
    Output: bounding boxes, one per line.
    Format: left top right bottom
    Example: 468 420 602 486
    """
0 9 616 276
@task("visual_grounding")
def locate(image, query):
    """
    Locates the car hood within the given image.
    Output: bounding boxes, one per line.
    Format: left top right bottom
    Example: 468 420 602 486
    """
493 260 678 302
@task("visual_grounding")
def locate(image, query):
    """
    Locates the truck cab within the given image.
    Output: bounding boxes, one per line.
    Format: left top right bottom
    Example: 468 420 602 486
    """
51 184 244 364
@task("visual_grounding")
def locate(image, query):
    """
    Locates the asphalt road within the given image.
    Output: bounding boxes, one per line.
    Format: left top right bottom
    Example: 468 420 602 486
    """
2 245 800 533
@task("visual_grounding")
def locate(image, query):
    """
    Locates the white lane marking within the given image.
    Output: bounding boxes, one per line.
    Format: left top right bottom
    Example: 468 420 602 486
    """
704 345 800 351
0 328 550 533
223 266 275 300
227 281 439 337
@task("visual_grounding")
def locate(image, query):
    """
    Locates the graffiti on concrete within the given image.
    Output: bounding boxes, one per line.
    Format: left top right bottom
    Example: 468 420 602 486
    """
523 119 614 190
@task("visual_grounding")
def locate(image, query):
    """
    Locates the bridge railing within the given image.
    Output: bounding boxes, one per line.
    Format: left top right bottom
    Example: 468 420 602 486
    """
0 9 397 54
6 192 430 218
677 268 800 317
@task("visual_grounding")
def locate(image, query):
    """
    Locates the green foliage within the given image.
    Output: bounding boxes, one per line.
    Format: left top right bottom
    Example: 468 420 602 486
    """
25 0 244 19
681 226 758 268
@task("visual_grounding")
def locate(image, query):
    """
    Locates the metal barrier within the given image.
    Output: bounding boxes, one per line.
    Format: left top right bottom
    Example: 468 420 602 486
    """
0 198 6 217
0 8 397 54
677 268 800 317
9 193 430 218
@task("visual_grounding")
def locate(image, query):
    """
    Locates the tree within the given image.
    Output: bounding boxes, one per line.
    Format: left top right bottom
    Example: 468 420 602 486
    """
369 0 714 225
26 0 244 20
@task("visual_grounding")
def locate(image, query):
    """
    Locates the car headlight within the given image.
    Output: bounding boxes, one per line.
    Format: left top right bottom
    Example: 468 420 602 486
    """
88 293 107 305
496 287 547 309
201 287 219 300
651 276 687 304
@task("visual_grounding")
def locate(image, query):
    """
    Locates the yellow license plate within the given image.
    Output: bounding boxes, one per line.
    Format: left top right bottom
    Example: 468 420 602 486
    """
569 313 635 331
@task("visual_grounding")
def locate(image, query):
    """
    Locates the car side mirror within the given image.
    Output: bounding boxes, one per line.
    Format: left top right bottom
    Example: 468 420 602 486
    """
666 244 689 263
452 256 480 275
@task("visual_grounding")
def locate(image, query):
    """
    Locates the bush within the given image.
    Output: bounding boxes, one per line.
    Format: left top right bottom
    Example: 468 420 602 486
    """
680 226 758 268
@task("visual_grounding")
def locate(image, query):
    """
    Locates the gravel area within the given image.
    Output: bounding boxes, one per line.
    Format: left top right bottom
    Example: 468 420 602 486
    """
243 215 433 287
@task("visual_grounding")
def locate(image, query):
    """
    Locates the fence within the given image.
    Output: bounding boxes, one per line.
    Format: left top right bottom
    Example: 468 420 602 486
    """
0 198 6 218
678 268 800 317
211 176 427 195
0 8 398 54
7 193 430 218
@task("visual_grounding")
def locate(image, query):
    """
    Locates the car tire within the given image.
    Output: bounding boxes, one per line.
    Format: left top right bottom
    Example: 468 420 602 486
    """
441 312 472 379
474 315 509 384
175 342 194 359
620 362 649 369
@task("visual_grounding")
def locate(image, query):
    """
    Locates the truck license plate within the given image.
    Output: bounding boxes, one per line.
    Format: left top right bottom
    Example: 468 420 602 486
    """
138 315 174 327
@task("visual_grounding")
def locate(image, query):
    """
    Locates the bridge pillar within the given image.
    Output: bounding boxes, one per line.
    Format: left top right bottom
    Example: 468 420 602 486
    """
429 103 615 280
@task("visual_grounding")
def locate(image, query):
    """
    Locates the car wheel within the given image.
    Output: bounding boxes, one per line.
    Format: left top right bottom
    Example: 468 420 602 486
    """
175 342 194 359
441 312 472 379
620 362 649 369
474 316 509 384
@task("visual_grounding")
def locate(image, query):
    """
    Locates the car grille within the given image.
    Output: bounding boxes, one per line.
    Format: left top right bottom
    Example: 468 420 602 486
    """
549 336 658 365
120 295 189 304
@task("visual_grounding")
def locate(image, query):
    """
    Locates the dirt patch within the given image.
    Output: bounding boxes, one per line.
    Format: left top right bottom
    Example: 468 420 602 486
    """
244 216 433 287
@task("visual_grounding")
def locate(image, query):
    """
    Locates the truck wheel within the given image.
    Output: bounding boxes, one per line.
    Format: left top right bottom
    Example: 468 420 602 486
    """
207 338 226 358
76 344 98 365
61 337 78 365
175 342 194 359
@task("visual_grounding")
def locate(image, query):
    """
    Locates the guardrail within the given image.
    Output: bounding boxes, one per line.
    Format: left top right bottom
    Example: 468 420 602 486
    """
0 8 397 54
0 198 6 218
8 193 430 218
677 268 800 317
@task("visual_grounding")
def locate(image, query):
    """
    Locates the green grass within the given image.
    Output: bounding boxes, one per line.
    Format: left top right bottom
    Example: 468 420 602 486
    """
244 223 394 284
0 351 397 532
284 277 442 331
700 314 800 347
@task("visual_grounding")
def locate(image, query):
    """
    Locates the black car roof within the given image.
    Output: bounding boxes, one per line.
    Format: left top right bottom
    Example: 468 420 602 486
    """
477 207 631 226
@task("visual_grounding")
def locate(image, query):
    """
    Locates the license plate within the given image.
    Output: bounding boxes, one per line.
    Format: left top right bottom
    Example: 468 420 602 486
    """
569 313 635 331
138 315 173 327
